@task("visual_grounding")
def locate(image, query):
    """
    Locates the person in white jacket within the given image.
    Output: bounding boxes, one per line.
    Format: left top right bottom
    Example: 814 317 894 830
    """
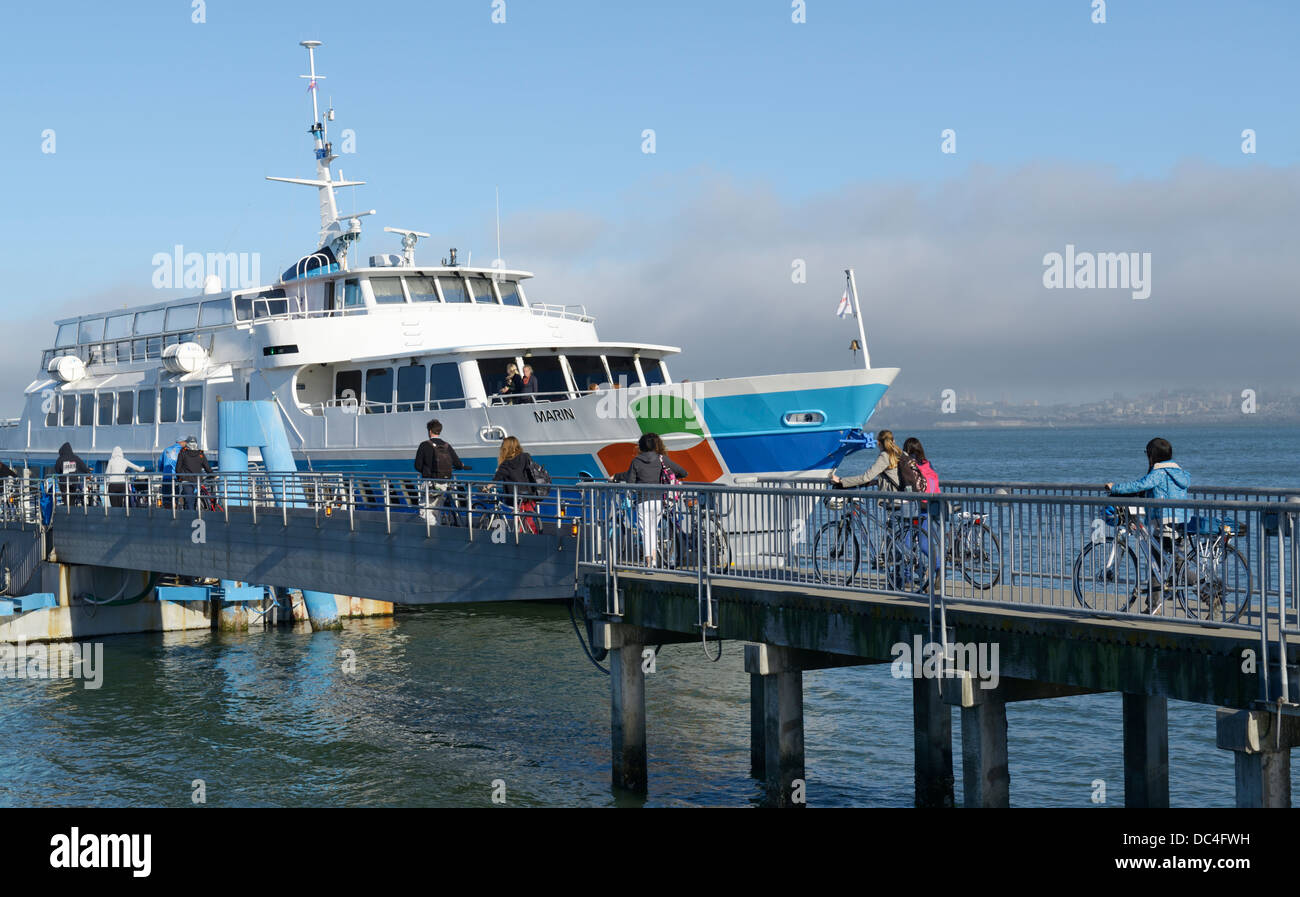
105 446 144 508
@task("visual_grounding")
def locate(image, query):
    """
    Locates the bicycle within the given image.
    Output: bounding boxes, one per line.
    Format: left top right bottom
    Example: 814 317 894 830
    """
473 484 541 537
1072 504 1252 622
941 502 1002 589
655 491 731 572
811 492 905 588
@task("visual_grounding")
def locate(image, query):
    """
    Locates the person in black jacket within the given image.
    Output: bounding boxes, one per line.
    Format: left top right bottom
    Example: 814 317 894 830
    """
176 436 213 510
55 441 91 507
624 432 688 567
414 419 469 524
497 363 523 404
517 365 540 403
492 436 541 533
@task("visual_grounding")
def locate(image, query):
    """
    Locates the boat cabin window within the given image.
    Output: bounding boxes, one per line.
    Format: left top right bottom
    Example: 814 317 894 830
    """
396 364 426 412
166 304 200 331
79 395 94 427
160 387 179 424
200 299 234 327
135 309 165 335
55 323 77 348
138 389 156 425
98 393 114 427
45 396 58 428
117 391 133 425
234 295 253 321
61 395 76 427
182 386 203 423
566 355 607 392
467 277 498 305
370 277 406 305
365 368 394 412
497 280 523 307
430 363 465 410
252 289 288 318
405 276 440 303
343 279 364 310
78 319 104 344
104 314 133 340
477 357 519 400
642 359 666 386
604 355 640 389
437 277 469 304
334 370 361 408
523 356 566 398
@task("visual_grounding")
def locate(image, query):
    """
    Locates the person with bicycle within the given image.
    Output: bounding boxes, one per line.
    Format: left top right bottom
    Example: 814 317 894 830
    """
625 432 688 567
492 436 542 534
829 429 902 490
415 419 469 525
1105 437 1191 586
176 436 213 510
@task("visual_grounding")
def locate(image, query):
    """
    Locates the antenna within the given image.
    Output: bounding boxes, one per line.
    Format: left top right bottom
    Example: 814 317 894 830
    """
384 226 431 266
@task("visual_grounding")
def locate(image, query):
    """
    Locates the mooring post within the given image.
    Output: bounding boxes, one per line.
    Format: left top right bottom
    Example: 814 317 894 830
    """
913 676 955 807
1122 693 1169 807
1216 708 1300 808
750 672 766 779
217 579 248 632
610 634 648 794
302 589 342 631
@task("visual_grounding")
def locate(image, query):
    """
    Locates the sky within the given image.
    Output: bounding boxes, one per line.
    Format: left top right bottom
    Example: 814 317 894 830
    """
0 0 1297 415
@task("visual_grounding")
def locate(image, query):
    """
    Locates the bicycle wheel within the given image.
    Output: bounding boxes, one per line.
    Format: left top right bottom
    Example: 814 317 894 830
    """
1175 540 1252 623
813 520 859 585
957 521 1002 590
702 512 731 573
885 525 929 594
1073 537 1140 610
656 514 683 569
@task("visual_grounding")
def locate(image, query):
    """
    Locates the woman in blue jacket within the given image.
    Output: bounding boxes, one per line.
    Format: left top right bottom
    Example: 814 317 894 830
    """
1105 437 1190 523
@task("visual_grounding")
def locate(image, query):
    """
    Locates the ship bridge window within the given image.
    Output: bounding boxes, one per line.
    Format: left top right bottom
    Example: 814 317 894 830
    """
234 295 253 321
182 386 203 423
160 387 178 424
138 389 155 425
370 278 406 305
200 299 234 327
61 395 76 427
396 364 426 412
604 355 641 389
478 357 519 400
55 323 77 348
497 280 523 307
98 393 114 427
135 309 165 335
104 314 132 340
45 395 58 428
566 355 608 392
405 276 440 303
166 304 199 331
252 289 287 319
430 362 465 410
334 370 361 409
78 319 104 344
467 277 498 305
343 279 364 310
437 277 469 304
79 395 94 427
117 391 133 425
366 368 394 413
642 359 666 386
524 355 567 399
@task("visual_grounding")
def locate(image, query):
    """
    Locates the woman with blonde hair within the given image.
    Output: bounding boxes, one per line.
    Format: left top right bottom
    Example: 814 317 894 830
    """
497 363 523 403
831 429 903 489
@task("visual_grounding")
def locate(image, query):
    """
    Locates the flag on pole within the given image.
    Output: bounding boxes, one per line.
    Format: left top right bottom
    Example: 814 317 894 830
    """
836 288 852 318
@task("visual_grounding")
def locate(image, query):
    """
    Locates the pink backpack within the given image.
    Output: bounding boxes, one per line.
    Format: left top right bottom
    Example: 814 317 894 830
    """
917 460 940 493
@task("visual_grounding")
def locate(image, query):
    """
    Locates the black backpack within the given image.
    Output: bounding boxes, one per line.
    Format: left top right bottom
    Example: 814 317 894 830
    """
431 439 455 479
525 457 552 497
897 454 927 493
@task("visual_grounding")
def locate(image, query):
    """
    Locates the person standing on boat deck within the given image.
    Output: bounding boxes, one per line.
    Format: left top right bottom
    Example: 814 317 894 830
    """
175 436 213 510
105 446 144 508
414 419 469 524
830 429 902 490
159 437 184 508
56 442 90 507
624 433 688 568
518 365 539 403
498 363 523 404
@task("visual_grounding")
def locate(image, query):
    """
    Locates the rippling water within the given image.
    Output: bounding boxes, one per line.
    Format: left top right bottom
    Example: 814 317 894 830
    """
2 424 1293 807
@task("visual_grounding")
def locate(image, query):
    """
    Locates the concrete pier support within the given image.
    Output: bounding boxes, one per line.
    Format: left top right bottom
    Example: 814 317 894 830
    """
750 673 766 779
1122 693 1169 808
302 589 342 631
1216 708 1300 808
913 676 954 807
218 580 249 632
610 635 647 794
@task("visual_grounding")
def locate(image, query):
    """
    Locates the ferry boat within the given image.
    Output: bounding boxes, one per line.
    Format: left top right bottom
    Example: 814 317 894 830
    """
0 42 897 484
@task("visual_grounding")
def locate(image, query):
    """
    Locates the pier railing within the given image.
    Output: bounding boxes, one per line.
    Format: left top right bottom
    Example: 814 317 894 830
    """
3 472 1297 698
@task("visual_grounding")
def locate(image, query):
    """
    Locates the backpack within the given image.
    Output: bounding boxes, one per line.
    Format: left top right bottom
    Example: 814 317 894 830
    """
525 456 552 497
431 439 455 479
917 460 940 493
897 455 927 493
658 455 682 501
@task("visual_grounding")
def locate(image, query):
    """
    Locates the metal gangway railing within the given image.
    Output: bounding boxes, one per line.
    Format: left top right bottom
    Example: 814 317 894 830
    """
3 471 1297 700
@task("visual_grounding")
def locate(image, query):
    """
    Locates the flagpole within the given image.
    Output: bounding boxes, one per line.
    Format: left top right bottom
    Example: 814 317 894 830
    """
846 267 870 370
